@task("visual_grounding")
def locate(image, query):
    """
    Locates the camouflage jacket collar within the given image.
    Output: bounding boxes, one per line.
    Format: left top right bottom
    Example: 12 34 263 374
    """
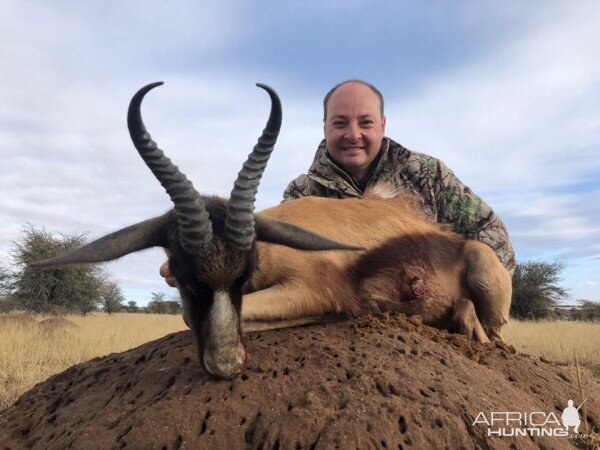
306 137 407 197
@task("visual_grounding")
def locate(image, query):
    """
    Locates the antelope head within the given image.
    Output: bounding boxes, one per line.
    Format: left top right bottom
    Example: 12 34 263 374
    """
31 82 358 378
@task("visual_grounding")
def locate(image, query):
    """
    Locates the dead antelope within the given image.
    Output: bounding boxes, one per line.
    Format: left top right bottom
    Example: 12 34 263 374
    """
32 82 512 379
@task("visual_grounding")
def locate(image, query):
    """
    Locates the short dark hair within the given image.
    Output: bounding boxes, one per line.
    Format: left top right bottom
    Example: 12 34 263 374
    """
323 79 384 121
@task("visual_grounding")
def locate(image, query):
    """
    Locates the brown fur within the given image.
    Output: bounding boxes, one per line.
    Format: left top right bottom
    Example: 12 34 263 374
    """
243 187 512 342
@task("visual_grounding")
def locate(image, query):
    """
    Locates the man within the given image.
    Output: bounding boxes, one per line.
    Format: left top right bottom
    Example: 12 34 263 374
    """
282 80 515 275
161 80 515 285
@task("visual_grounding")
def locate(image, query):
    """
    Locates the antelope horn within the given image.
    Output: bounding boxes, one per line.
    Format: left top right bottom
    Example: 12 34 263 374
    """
127 82 213 255
224 83 282 250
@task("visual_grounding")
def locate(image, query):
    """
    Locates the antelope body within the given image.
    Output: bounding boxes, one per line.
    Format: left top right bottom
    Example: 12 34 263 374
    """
245 191 512 343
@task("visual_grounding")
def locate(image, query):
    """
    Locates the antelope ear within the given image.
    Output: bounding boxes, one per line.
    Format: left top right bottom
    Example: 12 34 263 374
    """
29 213 173 268
254 215 363 251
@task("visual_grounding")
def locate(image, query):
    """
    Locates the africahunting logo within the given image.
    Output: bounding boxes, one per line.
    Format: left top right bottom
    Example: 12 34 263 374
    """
473 399 588 438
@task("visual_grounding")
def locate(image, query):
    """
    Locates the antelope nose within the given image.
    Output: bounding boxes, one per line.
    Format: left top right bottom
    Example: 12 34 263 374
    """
203 342 246 379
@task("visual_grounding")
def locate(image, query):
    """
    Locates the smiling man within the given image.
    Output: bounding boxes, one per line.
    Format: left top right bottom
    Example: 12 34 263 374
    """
322 81 386 183
283 80 516 275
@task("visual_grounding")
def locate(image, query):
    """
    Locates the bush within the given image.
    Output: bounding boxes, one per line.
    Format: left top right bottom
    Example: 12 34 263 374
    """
571 300 600 322
125 300 139 313
0 224 118 315
146 292 181 314
510 260 568 320
102 281 125 314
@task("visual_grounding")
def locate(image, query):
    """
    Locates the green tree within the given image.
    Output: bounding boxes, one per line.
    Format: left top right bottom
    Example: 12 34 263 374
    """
126 300 139 313
0 266 10 296
0 267 16 312
151 292 167 303
147 292 167 314
102 280 125 314
147 292 181 314
0 266 20 312
572 300 600 322
3 224 109 315
510 260 569 320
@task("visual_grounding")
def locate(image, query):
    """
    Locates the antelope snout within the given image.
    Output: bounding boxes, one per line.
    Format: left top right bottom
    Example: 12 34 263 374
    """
203 342 246 379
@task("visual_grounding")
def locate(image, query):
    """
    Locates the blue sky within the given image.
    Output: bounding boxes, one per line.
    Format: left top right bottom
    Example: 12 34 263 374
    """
1 1 598 305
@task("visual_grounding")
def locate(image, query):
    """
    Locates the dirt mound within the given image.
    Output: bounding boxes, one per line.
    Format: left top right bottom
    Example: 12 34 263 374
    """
38 317 80 333
1 313 598 449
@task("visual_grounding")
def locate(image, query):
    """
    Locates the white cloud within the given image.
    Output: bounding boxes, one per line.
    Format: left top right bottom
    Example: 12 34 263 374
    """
379 2 600 275
386 2 600 192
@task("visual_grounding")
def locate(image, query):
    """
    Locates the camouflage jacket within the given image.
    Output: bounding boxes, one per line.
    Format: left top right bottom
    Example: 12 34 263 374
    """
283 137 516 276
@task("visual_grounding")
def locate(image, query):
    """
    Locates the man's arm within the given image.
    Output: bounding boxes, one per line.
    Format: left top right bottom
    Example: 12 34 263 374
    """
409 154 516 276
436 159 515 275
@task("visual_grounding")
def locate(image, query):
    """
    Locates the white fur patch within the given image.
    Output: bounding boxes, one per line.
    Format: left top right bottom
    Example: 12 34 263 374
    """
363 182 403 199
208 290 239 346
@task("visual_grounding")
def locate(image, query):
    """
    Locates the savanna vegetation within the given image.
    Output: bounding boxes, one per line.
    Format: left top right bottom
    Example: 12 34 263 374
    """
0 225 181 315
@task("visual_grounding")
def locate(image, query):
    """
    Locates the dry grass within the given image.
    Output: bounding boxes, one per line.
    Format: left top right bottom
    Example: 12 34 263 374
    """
504 320 600 370
0 312 187 410
505 319 600 441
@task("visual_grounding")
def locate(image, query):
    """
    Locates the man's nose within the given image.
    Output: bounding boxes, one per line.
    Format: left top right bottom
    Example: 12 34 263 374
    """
344 122 362 141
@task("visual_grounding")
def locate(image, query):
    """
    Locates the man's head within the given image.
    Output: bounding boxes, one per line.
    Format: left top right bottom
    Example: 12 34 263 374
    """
323 80 386 182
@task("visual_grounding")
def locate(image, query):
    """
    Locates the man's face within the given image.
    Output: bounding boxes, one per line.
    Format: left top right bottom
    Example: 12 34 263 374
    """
324 82 386 181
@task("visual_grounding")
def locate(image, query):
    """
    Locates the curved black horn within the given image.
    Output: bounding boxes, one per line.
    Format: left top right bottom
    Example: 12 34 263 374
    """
128 82 213 254
224 83 282 249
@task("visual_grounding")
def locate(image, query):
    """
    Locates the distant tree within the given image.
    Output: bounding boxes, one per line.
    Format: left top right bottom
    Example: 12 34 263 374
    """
126 300 139 313
510 261 569 320
2 224 110 315
102 281 125 314
0 267 21 312
0 266 10 296
552 306 575 321
150 292 167 303
0 267 15 312
146 300 165 314
147 292 181 314
162 300 182 314
147 291 167 314
572 300 600 322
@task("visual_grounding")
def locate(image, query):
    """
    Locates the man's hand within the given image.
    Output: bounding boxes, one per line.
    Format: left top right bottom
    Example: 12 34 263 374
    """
160 259 178 287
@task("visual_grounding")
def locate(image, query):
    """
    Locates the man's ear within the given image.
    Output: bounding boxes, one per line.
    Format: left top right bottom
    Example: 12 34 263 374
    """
381 115 387 134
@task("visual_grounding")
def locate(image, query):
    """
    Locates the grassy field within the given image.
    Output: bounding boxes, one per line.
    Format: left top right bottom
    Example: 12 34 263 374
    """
503 319 600 379
0 313 187 410
1 313 599 410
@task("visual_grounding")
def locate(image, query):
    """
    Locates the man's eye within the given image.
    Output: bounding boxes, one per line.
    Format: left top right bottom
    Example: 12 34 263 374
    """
361 120 374 126
333 122 346 127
